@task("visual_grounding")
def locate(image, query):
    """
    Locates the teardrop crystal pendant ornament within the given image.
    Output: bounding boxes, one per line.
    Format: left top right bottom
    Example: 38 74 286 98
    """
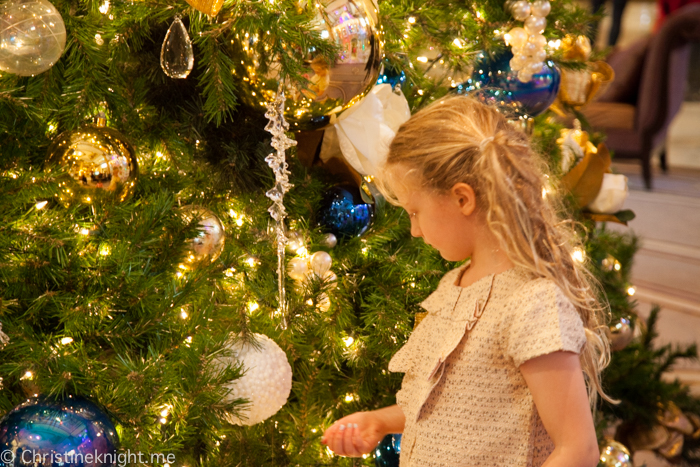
160 16 194 79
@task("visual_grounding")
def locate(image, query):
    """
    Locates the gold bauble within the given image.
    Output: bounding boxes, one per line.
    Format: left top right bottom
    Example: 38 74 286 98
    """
184 0 223 16
558 61 614 108
46 118 138 206
180 205 226 263
598 440 633 467
235 0 382 131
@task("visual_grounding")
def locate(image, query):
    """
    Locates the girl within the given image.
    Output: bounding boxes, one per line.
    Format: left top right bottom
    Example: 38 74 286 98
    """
321 96 614 466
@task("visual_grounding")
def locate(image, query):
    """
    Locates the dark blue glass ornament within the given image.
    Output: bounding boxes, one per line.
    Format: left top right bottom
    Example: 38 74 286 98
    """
374 434 401 467
455 49 560 118
376 59 407 91
0 396 118 467
318 186 374 238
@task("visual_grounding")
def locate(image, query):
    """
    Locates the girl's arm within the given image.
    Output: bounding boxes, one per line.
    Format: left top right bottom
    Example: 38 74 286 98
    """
520 351 600 467
321 404 406 457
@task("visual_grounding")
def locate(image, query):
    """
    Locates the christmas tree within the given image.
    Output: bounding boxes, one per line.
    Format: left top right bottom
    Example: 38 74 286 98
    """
1 0 699 465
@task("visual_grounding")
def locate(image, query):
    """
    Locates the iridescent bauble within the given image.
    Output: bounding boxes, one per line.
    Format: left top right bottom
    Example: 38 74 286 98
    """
598 440 632 467
217 333 292 426
179 205 226 263
455 49 561 118
318 186 374 238
609 316 634 351
46 119 138 206
0 0 66 76
374 434 401 467
0 396 118 467
376 58 407 91
235 0 382 131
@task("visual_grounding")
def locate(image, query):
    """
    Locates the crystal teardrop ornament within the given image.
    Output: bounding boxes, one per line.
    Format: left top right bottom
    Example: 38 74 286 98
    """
160 16 194 79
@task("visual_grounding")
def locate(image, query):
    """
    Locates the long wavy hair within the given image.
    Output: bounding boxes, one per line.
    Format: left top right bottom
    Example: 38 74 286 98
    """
377 95 614 406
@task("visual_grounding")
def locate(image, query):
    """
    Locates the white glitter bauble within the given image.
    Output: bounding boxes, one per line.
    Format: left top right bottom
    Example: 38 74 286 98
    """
0 0 66 76
220 333 292 426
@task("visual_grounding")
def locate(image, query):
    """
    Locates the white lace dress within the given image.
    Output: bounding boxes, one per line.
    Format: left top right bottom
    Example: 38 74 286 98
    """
388 264 587 466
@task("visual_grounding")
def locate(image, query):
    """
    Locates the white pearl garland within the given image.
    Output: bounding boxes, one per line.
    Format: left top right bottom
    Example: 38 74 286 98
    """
505 0 551 82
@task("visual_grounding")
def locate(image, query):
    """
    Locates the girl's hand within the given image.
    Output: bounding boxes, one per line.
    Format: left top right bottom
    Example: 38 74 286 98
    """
321 411 386 457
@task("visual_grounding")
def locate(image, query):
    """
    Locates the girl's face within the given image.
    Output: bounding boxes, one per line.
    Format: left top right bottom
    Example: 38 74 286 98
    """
391 167 480 262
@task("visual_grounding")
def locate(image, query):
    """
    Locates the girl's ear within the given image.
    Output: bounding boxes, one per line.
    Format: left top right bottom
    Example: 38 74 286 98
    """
451 183 477 216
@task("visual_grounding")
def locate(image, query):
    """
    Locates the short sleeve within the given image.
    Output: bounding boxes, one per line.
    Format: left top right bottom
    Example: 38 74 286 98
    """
505 279 587 367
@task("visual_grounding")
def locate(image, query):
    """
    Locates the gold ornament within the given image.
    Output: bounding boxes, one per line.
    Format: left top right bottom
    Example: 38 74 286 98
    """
184 0 223 16
180 205 226 263
688 413 700 439
659 402 695 436
46 116 138 206
235 0 382 130
609 316 634 351
558 122 611 207
550 35 614 111
598 440 633 467
657 431 684 459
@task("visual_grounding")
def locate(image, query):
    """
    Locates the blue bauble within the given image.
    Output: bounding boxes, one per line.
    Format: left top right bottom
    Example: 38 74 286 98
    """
374 434 402 467
455 49 560 118
0 396 118 467
318 186 374 238
376 59 407 90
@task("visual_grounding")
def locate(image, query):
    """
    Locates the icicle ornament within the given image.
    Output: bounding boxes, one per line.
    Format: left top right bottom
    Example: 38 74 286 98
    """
160 15 194 79
265 89 297 328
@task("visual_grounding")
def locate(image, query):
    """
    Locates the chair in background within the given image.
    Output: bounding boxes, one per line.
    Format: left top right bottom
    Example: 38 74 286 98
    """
580 4 700 189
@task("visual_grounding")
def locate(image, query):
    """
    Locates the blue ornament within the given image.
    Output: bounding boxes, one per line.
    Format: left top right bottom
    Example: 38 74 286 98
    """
376 59 407 91
318 186 374 238
455 49 560 118
374 434 401 467
0 396 118 467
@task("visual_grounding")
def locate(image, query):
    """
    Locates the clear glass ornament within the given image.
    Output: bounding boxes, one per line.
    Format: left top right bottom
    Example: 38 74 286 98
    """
510 0 532 21
160 16 194 79
0 0 66 76
531 0 551 17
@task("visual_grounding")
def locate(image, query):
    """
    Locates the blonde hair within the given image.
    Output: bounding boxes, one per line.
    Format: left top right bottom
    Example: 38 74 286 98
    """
378 95 614 406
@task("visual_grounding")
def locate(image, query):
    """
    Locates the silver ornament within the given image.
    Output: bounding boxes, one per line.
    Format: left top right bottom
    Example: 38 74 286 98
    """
236 0 382 130
180 205 226 263
320 233 338 249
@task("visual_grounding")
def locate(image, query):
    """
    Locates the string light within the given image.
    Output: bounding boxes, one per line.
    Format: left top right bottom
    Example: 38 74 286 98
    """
627 286 636 296
247 301 260 312
408 16 416 23
180 308 188 319
572 248 585 263
60 337 73 345
343 336 354 347
416 56 428 63
35 201 48 210
99 0 109 14
344 394 355 403
21 371 33 380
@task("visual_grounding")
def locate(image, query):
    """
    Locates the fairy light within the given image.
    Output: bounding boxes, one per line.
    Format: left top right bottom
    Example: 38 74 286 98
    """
416 56 428 63
80 228 90 236
417 89 424 95
296 246 308 257
246 257 257 267
408 16 416 23
99 0 109 14
247 301 260 312
99 244 111 256
60 337 73 345
548 39 562 49
344 394 355 403
343 336 354 347
47 123 56 132
627 286 636 296
35 201 48 210
180 309 188 319
224 267 236 277
311 428 317 433
453 38 464 48
572 248 585 263
236 218 244 227
21 371 33 380
155 151 164 159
